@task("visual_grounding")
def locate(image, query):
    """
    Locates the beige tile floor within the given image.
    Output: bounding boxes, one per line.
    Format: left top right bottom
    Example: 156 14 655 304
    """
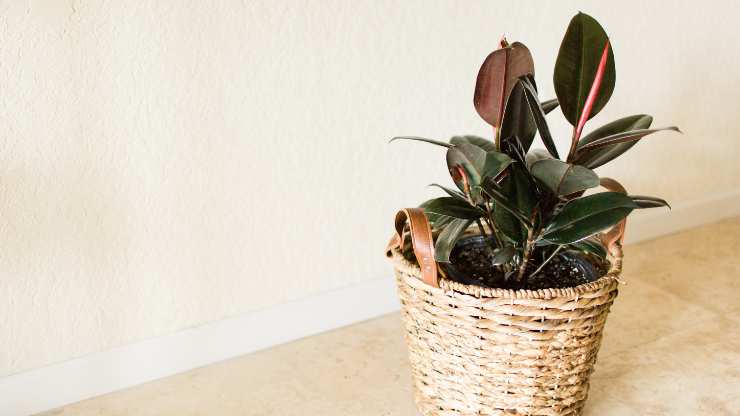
42 218 740 416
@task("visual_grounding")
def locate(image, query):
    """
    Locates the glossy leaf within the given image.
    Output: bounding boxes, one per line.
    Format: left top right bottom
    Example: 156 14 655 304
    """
500 163 538 243
509 163 538 220
446 143 513 198
420 197 483 220
530 159 599 196
501 82 537 152
542 192 637 244
434 219 473 263
570 238 607 259
492 246 516 265
428 183 467 201
474 42 535 127
492 164 532 244
493 205 522 244
480 177 533 227
573 114 653 168
520 77 560 159
389 136 452 148
579 115 653 146
554 13 616 126
577 127 681 153
573 40 611 141
419 199 452 228
500 135 529 165
542 98 559 114
525 148 552 169
630 195 671 209
450 135 496 152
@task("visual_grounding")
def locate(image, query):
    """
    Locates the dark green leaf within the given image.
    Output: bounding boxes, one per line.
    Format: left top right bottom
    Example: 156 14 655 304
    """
570 238 607 259
573 114 653 168
447 144 485 190
525 149 552 169
501 135 527 164
530 159 599 196
493 206 521 244
520 77 560 159
449 135 496 152
428 183 467 201
630 195 671 209
480 149 515 180
420 197 483 226
389 136 452 148
419 199 453 228
542 98 559 114
501 82 537 152
474 42 535 127
493 169 522 243
446 143 513 199
509 162 538 221
480 177 533 228
492 246 516 265
543 192 637 244
492 163 537 244
554 12 616 126
434 219 473 263
579 115 653 146
576 127 681 153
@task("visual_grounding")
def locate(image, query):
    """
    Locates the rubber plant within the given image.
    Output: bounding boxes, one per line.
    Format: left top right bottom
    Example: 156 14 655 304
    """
391 12 679 285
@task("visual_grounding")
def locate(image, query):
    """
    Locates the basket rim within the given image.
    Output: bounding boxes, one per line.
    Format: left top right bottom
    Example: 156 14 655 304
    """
388 245 623 300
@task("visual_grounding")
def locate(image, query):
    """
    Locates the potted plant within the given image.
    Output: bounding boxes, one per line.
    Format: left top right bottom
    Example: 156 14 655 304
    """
385 12 679 416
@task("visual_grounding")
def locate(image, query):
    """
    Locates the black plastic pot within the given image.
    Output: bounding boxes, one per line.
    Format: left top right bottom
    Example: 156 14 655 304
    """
442 235 605 287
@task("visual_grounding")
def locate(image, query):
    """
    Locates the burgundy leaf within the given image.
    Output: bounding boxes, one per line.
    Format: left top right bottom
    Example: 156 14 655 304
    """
474 42 535 127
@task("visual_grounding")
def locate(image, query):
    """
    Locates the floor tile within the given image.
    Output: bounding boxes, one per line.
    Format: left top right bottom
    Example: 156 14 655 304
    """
586 317 740 416
597 277 718 358
41 315 417 416
623 217 740 315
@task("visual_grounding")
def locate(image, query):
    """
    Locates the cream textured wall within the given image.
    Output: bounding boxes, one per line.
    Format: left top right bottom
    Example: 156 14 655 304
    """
1 0 738 377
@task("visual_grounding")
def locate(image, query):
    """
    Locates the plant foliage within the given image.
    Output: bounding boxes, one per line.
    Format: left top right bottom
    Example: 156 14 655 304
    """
391 12 679 282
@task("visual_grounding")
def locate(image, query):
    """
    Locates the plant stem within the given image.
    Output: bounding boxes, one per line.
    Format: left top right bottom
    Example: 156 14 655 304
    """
475 219 495 250
567 127 579 163
529 245 563 278
475 219 487 237
516 228 535 282
494 126 501 151
482 205 511 273
483 202 504 248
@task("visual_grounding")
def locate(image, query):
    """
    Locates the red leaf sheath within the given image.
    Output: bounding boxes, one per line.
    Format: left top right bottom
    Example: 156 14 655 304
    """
574 40 611 141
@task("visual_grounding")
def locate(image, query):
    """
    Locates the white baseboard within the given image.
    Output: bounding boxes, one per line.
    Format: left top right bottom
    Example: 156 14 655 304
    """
2 188 740 416
0 278 400 415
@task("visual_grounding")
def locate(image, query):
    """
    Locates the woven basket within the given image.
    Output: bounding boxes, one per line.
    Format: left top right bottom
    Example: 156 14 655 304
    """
386 208 624 416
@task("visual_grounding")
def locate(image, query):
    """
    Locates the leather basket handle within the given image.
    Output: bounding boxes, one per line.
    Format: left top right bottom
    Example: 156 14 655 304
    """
385 208 438 288
599 177 628 256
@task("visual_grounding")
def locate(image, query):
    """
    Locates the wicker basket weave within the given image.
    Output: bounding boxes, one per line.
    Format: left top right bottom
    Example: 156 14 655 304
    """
388 242 622 416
